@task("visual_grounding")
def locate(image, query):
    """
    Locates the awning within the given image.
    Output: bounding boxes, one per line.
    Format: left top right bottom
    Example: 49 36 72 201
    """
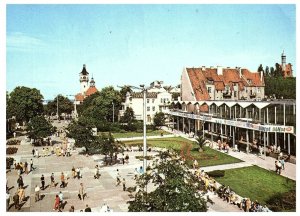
238 102 252 108
254 102 270 109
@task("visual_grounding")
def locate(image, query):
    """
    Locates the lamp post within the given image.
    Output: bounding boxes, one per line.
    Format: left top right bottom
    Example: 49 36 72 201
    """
140 85 147 172
112 102 115 123
56 94 59 120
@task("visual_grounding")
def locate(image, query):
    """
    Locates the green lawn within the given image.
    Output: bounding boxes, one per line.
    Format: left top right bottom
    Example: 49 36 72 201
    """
215 165 296 205
109 130 170 138
123 137 242 167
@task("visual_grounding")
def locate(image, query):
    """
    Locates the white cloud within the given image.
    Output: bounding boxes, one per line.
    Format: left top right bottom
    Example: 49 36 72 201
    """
7 32 46 52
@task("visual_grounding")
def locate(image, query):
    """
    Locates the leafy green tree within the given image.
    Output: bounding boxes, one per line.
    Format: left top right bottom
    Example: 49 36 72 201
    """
81 86 122 123
76 92 101 115
7 86 44 123
120 107 135 123
265 66 269 77
265 77 296 99
100 132 124 165
66 116 96 152
128 151 208 212
257 64 264 72
153 112 166 128
27 116 56 144
45 95 73 116
120 85 133 102
270 67 275 77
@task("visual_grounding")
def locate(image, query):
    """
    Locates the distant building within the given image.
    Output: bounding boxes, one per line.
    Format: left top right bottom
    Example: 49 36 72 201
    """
119 81 173 124
75 64 98 104
181 66 265 102
279 51 293 78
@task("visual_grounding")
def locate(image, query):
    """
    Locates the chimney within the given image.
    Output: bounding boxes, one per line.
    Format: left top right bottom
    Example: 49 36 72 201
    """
217 66 223 75
260 70 263 82
236 67 241 78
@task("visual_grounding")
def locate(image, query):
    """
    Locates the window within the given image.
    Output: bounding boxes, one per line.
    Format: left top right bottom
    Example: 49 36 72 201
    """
207 87 211 93
152 106 155 111
147 107 150 111
147 99 150 103
147 115 151 123
152 99 155 103
257 87 261 93
234 91 237 97
159 107 162 112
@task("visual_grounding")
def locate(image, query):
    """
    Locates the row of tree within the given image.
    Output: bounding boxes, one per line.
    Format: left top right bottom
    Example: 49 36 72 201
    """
257 64 296 99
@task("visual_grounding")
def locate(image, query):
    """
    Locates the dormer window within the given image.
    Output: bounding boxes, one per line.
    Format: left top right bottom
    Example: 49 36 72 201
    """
247 79 252 85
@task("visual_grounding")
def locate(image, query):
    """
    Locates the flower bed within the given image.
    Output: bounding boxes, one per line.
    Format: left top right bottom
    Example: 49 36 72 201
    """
6 147 18 155
6 139 21 145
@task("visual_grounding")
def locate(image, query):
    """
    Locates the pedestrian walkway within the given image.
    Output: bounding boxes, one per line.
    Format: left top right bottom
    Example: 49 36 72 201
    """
7 127 296 212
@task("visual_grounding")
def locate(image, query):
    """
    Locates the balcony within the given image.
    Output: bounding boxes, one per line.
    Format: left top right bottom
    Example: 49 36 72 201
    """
250 93 256 98
223 91 232 98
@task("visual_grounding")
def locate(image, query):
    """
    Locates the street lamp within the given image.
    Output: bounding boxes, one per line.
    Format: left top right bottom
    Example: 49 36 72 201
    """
112 101 115 123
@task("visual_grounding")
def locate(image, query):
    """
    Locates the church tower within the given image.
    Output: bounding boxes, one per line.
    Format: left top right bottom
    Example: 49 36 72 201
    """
281 50 286 71
79 64 89 94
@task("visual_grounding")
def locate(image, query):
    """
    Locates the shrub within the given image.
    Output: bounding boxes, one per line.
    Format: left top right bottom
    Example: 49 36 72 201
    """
6 147 18 155
207 170 225 178
266 190 296 212
135 155 154 161
6 139 21 145
6 157 14 169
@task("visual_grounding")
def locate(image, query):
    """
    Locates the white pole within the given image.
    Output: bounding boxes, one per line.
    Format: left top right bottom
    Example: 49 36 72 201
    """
143 88 147 171
57 95 59 120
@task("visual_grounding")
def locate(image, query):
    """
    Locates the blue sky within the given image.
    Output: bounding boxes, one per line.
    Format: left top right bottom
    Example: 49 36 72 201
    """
6 4 296 100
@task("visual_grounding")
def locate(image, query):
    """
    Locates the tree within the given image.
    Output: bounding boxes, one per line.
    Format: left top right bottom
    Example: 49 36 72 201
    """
128 151 208 212
27 116 56 144
66 117 96 152
45 95 73 117
7 86 44 123
265 66 269 77
195 135 206 152
120 107 135 123
153 112 166 128
270 67 275 77
81 86 122 124
100 132 124 165
257 64 264 73
120 85 133 102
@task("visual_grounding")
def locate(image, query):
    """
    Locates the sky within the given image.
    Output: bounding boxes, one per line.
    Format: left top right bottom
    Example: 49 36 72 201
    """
6 4 296 100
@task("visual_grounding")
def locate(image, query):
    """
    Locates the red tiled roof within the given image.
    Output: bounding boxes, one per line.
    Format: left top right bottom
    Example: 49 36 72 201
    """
186 68 210 101
214 81 225 91
241 69 264 86
85 86 98 97
75 93 84 102
186 67 264 101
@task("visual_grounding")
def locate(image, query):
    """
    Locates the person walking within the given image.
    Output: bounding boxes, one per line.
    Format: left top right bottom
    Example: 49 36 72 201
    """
13 192 20 210
245 198 251 212
53 194 60 211
76 167 80 179
35 149 39 158
30 159 34 172
24 161 28 174
18 186 25 203
6 191 10 211
58 191 64 211
72 166 76 179
17 175 24 188
125 154 129 164
78 183 85 201
115 169 121 186
51 173 55 187
34 185 40 202
32 148 35 157
122 178 126 191
60 172 65 188
41 174 45 190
